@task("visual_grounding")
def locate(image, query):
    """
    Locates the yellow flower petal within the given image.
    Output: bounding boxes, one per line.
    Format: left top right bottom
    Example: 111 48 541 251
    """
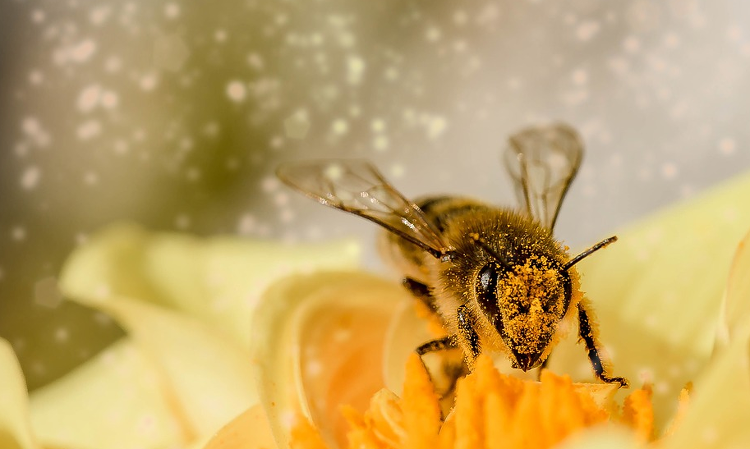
60 222 360 348
0 339 40 449
30 339 188 449
549 171 750 431
252 271 412 449
203 405 276 449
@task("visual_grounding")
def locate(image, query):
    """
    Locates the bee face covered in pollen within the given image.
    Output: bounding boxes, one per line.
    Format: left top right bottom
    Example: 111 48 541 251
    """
435 209 581 373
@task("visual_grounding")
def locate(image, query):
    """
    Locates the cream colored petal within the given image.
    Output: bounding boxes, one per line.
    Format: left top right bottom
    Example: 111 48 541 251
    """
59 223 361 348
0 339 40 449
549 172 750 430
660 333 750 448
30 339 188 449
252 271 411 449
70 296 259 439
661 228 750 448
717 228 750 344
202 405 276 449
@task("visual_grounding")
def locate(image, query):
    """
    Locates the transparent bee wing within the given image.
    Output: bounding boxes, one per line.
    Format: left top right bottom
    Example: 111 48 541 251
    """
277 160 449 258
503 123 584 230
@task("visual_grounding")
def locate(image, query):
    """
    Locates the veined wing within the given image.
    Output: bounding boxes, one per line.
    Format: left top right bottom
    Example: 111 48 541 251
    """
277 160 450 258
503 123 584 230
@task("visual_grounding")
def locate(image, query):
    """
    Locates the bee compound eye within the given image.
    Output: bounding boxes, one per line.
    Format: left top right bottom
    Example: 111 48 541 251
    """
476 263 502 324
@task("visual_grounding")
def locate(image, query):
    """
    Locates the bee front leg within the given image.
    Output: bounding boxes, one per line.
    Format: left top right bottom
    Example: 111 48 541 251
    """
456 304 481 369
403 277 440 314
577 302 629 387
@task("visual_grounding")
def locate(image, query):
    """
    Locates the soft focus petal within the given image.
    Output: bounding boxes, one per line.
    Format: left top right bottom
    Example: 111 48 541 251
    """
47 224 361 448
718 228 750 343
549 172 750 430
662 228 750 448
203 405 276 449
0 339 40 449
59 222 361 348
252 271 412 449
58 295 259 441
30 339 188 449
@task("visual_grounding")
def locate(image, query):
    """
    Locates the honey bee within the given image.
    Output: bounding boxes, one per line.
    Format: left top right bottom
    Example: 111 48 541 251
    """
277 123 627 387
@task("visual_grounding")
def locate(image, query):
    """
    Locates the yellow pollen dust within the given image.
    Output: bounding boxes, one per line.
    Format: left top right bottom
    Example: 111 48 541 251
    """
497 258 563 354
290 354 679 449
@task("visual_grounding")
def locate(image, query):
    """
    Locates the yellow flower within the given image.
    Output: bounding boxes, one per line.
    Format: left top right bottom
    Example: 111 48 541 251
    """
1 172 749 449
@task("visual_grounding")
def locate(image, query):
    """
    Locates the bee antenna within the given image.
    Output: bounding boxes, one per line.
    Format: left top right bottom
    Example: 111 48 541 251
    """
469 233 513 270
564 236 618 270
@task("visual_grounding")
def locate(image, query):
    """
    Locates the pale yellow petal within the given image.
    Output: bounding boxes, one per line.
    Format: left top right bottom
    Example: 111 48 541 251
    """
203 405 277 449
30 339 188 449
59 222 360 348
550 171 750 430
252 271 411 449
70 296 259 439
0 339 40 449
717 228 750 343
661 333 750 449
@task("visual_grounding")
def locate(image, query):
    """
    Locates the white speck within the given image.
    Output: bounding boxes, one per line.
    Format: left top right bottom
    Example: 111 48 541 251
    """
390 164 405 178
453 9 468 26
29 70 43 84
78 85 102 112
215 29 228 43
280 208 295 223
324 163 344 181
425 27 441 42
261 176 279 192
726 25 743 42
164 3 180 19
21 166 40 190
284 110 311 139
237 214 256 234
623 36 641 53
306 360 323 377
140 73 158 91
425 115 447 139
373 135 389 151
101 90 119 109
11 226 26 241
661 162 678 179
718 138 736 155
55 327 70 342
89 6 111 25
333 329 352 342
346 55 365 85
274 192 289 206
77 120 102 140
175 214 191 229
31 9 45 23
247 53 265 70
576 20 600 41
331 119 348 135
186 167 201 182
226 80 247 102
371 119 385 132
702 427 718 444
571 69 588 85
35 277 63 308
70 39 97 63
105 56 122 72
83 171 99 185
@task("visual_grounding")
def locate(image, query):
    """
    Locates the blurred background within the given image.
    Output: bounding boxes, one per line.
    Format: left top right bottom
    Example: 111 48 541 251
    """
1 0 749 391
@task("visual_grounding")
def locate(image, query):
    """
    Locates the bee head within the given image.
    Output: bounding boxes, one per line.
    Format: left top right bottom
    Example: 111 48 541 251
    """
475 255 570 371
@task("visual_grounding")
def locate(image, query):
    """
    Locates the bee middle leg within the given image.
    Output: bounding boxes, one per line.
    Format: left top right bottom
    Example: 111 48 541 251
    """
577 302 629 387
